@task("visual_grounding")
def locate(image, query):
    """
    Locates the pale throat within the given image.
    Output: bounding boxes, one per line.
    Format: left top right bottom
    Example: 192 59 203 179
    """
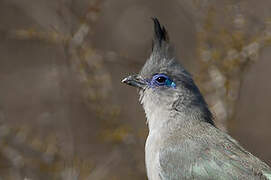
140 89 180 131
140 89 210 132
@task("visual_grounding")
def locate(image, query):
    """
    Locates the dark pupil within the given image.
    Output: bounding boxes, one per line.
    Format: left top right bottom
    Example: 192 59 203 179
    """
156 76 166 83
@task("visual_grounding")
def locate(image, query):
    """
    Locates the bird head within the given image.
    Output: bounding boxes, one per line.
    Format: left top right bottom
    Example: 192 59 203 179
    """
122 18 214 126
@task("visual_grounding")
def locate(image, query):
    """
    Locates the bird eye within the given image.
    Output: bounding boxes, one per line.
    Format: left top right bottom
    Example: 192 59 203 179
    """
151 74 176 88
156 76 166 83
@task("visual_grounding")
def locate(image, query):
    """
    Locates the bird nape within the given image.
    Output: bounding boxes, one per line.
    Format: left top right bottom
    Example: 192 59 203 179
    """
122 18 271 180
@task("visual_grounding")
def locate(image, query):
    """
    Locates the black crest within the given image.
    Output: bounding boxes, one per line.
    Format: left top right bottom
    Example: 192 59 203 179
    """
152 18 169 48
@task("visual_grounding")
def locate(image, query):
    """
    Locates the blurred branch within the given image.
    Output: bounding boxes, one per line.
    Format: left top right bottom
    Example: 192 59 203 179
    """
86 149 121 180
194 2 271 130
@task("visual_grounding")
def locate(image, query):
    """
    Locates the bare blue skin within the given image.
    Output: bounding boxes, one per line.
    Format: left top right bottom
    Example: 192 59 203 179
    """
122 18 271 180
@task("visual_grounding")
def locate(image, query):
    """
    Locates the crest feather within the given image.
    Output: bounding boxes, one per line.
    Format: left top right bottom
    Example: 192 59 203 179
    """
152 18 169 48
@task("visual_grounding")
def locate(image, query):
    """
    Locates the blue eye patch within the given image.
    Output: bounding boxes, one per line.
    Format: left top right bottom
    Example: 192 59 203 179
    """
149 74 176 88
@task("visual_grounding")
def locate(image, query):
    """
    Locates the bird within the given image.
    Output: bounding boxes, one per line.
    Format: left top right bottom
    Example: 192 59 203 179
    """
121 18 271 180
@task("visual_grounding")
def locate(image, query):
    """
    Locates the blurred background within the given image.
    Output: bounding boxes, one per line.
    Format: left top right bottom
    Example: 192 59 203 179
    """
0 0 271 179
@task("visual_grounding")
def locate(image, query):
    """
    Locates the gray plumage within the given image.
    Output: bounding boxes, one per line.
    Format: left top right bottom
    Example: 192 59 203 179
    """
122 18 271 180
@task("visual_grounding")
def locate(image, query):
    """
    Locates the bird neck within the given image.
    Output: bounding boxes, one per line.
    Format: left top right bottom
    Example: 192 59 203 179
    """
141 90 214 132
145 107 210 133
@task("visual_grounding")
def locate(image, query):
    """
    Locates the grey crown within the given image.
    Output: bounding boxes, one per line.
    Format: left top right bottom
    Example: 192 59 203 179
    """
122 18 271 180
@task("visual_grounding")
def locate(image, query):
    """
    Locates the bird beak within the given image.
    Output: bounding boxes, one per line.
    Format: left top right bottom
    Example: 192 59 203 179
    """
121 74 147 89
